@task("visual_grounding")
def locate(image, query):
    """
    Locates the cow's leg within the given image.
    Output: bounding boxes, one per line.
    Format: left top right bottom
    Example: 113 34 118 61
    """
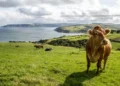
96 58 102 74
86 56 90 73
103 57 108 70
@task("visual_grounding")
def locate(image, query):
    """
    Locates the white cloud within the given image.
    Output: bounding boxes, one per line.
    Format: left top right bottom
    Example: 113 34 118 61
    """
0 0 120 25
116 0 120 6
39 0 83 5
0 8 33 25
0 0 84 7
0 0 24 7
19 6 52 17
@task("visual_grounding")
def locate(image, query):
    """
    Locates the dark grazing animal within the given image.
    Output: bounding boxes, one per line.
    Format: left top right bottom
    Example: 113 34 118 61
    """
116 48 120 51
86 26 112 74
34 44 43 49
15 45 20 48
45 48 52 51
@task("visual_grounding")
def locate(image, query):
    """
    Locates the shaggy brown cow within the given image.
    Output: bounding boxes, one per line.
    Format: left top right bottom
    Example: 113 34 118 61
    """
34 44 44 49
86 26 112 74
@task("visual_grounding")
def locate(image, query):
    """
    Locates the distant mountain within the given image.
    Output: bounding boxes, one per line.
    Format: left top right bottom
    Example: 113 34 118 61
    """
1 23 76 28
55 23 120 33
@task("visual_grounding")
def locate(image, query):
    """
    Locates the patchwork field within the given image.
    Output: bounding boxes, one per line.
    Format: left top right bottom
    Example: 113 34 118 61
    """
0 35 120 86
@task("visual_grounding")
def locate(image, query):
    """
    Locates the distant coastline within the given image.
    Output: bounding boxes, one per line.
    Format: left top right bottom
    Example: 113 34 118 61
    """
2 23 120 34
1 23 76 28
54 23 120 33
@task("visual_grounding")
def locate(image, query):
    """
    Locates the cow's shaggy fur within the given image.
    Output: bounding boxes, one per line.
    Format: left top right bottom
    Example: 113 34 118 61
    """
86 26 112 74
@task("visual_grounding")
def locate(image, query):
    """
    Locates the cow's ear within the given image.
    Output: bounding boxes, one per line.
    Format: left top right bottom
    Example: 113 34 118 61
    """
105 29 110 35
88 29 93 35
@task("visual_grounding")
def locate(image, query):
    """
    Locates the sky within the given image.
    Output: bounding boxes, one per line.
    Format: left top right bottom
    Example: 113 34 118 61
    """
0 0 120 26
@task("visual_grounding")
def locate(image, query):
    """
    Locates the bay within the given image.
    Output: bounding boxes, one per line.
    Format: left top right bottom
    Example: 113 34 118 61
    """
0 27 81 42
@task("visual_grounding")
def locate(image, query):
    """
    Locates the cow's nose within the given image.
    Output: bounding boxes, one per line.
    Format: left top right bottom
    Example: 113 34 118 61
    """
102 39 108 45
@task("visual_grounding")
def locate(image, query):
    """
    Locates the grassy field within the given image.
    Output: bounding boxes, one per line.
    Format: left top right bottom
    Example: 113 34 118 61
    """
58 25 86 33
50 33 120 41
0 35 120 86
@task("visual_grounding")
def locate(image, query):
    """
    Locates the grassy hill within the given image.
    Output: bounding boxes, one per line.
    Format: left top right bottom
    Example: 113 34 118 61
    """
0 34 120 86
55 24 120 33
40 33 120 50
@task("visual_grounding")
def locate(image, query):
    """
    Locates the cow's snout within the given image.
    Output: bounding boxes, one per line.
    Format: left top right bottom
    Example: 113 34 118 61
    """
101 39 108 45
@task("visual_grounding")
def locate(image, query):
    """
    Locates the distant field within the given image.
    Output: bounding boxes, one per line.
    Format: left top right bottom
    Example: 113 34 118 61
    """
0 34 120 86
47 34 120 50
50 33 120 41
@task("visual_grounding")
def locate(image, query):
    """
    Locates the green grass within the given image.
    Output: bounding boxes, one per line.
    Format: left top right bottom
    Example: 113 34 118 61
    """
55 25 87 33
107 34 120 41
62 25 86 32
50 34 120 42
58 35 88 41
0 37 120 85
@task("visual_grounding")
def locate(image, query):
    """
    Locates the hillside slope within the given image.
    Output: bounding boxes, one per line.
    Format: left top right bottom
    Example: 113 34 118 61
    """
55 24 120 33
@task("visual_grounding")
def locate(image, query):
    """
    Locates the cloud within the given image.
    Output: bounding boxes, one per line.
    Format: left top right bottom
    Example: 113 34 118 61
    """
61 10 82 18
39 0 83 5
0 0 24 7
116 0 120 6
19 6 52 17
89 8 109 16
0 0 84 8
0 0 99 7
1 0 120 25
60 5 120 24
0 8 34 25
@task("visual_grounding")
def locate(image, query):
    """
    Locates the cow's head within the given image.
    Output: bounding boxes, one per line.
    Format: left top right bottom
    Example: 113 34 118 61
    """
88 26 110 45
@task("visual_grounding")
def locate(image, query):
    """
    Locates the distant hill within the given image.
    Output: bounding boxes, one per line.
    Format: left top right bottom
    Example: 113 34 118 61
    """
55 23 120 33
1 23 76 28
2 23 120 33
